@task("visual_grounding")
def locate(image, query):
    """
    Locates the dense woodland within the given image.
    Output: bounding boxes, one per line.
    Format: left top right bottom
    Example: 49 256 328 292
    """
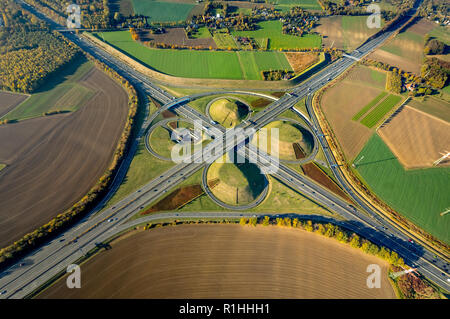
0 0 80 93
22 0 111 29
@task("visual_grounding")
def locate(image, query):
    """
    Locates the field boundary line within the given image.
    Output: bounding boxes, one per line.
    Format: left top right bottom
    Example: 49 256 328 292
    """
375 96 410 131
404 104 450 126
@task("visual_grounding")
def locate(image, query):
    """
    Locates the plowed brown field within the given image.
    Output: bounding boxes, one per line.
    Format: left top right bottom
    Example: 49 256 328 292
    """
320 69 381 159
0 92 28 118
39 224 396 299
0 68 129 248
378 106 450 168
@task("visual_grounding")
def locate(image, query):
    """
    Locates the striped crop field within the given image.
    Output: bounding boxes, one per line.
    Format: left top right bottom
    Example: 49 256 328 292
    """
352 91 388 121
360 94 402 128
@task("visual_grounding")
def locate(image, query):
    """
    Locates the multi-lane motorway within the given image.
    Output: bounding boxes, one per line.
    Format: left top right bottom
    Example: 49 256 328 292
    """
1 0 448 299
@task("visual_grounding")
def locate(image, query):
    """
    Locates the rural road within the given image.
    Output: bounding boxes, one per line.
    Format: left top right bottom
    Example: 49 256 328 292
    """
1 0 448 298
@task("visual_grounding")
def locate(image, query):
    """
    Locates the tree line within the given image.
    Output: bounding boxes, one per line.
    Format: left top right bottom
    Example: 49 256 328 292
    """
239 216 406 267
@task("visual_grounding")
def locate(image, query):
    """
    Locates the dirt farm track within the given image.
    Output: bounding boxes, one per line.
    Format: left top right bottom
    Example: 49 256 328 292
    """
0 68 129 248
39 224 396 299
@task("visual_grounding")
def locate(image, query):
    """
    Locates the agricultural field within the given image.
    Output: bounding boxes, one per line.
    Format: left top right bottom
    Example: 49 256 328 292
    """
212 30 238 49
109 0 134 16
320 65 387 159
92 31 292 80
359 94 402 128
140 27 217 49
378 106 450 168
0 91 28 118
0 67 129 248
313 16 381 51
1 57 95 122
352 92 388 121
369 18 435 74
39 224 395 298
232 20 322 50
408 96 450 122
269 0 322 11
285 52 320 73
355 134 450 243
131 0 197 22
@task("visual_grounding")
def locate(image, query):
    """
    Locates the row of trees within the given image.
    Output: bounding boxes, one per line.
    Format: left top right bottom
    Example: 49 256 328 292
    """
0 49 139 269
240 216 405 267
262 69 294 81
386 71 403 93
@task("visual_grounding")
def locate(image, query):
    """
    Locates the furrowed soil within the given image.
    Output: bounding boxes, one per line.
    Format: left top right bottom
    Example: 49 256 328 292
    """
369 18 435 74
0 68 129 247
320 66 385 159
0 92 28 118
378 106 450 168
301 163 351 201
38 224 396 299
285 52 319 73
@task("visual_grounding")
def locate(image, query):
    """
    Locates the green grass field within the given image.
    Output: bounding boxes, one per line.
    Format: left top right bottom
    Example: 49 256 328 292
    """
190 26 212 39
0 164 5 172
212 31 238 49
106 139 176 208
131 0 196 22
270 0 322 11
360 94 402 128
428 25 450 45
232 20 322 50
93 31 292 80
352 91 388 121
355 134 450 243
3 57 95 122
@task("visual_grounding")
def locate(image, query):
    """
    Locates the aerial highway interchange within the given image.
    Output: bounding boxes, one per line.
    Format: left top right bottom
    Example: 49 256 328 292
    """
0 0 448 299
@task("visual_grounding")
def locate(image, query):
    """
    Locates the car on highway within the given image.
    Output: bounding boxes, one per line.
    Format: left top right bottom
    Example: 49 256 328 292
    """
0 290 6 295
107 219 113 222
408 238 414 243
